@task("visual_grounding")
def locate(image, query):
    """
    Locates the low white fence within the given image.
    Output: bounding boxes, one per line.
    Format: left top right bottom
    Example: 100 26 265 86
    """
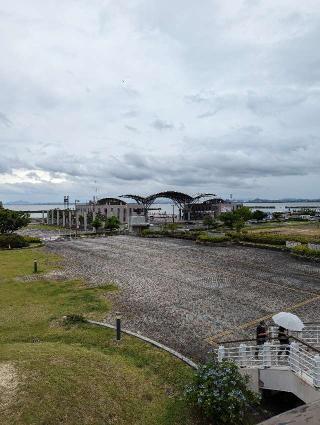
269 324 320 349
216 341 320 388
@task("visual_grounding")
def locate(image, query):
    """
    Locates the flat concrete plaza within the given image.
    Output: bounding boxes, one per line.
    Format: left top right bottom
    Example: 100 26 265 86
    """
47 236 320 361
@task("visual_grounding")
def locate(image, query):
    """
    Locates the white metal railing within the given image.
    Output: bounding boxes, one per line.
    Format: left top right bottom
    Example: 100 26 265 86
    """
215 341 320 388
269 324 320 348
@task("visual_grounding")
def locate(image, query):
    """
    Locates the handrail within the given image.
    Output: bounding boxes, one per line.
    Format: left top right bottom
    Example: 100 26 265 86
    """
290 335 320 354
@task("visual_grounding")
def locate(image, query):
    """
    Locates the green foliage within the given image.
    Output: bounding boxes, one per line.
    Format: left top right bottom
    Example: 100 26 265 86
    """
22 235 42 244
237 233 287 245
163 223 179 232
251 210 268 221
234 206 252 222
105 215 120 230
239 232 320 245
272 212 283 221
219 211 237 229
185 360 260 424
0 208 30 233
92 217 102 230
0 233 29 249
219 207 252 230
292 245 320 258
197 233 230 243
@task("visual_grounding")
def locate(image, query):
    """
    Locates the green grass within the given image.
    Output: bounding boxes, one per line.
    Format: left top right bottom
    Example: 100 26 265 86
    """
0 248 198 425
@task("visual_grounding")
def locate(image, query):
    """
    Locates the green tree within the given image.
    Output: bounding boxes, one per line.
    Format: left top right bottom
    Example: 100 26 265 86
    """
92 217 102 231
272 212 283 221
185 360 260 424
105 216 120 231
252 210 268 221
219 211 237 229
0 208 30 234
234 206 252 221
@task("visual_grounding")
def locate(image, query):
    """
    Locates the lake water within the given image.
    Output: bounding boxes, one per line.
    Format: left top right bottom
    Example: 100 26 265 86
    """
4 201 320 218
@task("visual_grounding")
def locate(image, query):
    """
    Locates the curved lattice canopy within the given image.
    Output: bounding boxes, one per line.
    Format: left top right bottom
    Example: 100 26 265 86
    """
120 195 148 205
97 197 126 205
121 191 215 209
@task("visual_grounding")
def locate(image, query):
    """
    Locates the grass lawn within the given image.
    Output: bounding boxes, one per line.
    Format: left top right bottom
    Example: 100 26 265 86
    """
0 248 198 425
246 222 320 241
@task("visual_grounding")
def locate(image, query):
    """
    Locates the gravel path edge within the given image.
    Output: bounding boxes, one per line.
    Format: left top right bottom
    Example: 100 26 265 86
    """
87 319 199 369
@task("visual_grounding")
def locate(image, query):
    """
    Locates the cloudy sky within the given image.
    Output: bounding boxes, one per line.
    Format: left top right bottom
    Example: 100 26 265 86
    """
1 0 320 202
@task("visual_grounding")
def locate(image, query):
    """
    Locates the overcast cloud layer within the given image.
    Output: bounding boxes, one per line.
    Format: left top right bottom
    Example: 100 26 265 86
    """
1 0 320 202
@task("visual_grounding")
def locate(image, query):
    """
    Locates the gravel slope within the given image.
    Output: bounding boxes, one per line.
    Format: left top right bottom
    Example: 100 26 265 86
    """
46 236 320 361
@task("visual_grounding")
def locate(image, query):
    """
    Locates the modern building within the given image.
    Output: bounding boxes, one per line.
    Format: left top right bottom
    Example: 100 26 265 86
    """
184 198 242 221
76 197 144 224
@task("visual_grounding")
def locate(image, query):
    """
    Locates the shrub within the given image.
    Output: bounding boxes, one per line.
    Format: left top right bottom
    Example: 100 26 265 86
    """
0 208 30 233
238 233 287 245
23 235 42 244
292 245 320 258
0 233 29 249
185 360 260 424
238 232 320 245
197 233 230 243
105 216 120 231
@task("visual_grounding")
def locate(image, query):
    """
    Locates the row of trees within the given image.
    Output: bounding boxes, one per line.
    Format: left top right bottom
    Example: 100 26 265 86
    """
204 207 268 232
91 215 120 231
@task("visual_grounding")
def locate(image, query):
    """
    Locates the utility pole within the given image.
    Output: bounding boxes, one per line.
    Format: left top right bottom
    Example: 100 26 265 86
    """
172 204 175 223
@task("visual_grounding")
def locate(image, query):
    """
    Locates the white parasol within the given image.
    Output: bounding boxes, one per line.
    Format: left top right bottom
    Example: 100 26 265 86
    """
272 312 304 331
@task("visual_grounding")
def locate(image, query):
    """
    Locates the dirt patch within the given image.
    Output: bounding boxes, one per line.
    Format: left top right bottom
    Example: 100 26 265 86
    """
0 362 18 411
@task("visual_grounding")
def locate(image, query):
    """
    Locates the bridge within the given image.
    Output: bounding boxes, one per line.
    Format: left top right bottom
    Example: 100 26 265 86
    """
214 324 320 405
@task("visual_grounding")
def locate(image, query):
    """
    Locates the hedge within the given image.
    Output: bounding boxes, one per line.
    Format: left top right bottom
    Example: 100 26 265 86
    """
196 234 231 243
236 232 320 246
0 234 29 249
23 235 42 244
292 245 320 258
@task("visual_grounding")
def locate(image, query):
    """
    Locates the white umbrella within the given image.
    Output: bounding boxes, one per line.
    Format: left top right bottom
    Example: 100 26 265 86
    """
272 312 304 331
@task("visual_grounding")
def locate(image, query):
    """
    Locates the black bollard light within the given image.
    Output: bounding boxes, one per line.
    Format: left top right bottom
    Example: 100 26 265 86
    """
116 313 121 341
33 260 38 273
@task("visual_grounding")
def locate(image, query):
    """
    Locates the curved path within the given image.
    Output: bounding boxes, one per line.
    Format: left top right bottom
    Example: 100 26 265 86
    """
47 236 320 361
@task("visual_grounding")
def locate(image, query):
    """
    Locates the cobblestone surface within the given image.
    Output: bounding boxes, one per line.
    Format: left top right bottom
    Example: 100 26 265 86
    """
46 236 320 361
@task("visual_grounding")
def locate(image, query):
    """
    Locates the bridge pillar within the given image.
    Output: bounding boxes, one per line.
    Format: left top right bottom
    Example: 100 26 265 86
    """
313 355 320 388
69 210 72 228
51 210 54 225
218 345 225 362
75 211 79 230
42 210 45 223
83 211 87 231
263 342 272 368
56 210 60 226
62 210 66 227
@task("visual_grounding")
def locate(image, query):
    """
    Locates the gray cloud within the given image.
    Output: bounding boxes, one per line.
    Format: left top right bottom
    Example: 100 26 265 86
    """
1 0 320 201
151 119 174 131
0 112 12 127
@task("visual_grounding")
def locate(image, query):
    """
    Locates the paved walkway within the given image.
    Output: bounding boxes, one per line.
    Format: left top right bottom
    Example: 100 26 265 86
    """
47 236 320 361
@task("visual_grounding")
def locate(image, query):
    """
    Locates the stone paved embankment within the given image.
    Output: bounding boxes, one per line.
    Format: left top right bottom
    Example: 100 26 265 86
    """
46 236 320 361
